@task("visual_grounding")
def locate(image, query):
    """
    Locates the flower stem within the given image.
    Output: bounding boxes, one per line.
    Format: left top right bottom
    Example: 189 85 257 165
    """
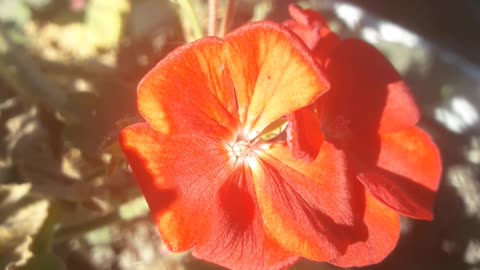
53 197 149 244
208 0 218 36
219 0 236 37
176 0 203 41
32 202 63 253
54 211 121 244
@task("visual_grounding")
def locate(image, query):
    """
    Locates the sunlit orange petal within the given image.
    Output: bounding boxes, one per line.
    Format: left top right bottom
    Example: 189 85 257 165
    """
252 142 355 261
119 123 233 251
137 37 238 140
222 21 329 140
358 127 442 220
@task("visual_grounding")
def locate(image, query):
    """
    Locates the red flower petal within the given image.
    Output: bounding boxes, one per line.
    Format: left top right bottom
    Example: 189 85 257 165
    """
193 167 299 270
284 4 331 49
284 4 340 65
253 142 355 261
322 39 420 140
286 104 323 161
358 127 442 220
119 123 234 251
138 22 329 143
121 124 298 269
137 37 238 140
329 182 400 267
222 21 329 140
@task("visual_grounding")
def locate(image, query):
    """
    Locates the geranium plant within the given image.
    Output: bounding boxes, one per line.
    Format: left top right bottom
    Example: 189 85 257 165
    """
119 2 441 270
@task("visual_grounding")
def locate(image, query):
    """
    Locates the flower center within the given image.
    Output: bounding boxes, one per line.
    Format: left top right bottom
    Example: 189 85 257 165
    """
228 139 262 170
231 140 252 158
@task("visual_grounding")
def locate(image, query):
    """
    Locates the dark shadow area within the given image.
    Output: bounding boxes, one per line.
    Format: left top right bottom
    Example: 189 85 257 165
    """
348 0 480 65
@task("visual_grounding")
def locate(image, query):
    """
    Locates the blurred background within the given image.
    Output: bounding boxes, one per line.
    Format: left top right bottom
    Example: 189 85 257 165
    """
0 0 479 269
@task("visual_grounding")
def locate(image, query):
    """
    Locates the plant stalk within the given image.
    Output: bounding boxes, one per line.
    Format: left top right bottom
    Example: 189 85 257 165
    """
219 0 236 37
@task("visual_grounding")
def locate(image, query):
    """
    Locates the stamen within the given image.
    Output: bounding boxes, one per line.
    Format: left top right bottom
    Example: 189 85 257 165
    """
231 141 250 157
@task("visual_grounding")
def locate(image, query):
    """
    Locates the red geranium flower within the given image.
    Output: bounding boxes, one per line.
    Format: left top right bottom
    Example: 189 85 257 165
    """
120 6 441 269
284 4 442 267
119 21 365 269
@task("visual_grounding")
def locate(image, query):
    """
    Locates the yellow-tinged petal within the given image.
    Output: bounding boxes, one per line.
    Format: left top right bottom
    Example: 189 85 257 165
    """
137 37 238 140
222 21 329 139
